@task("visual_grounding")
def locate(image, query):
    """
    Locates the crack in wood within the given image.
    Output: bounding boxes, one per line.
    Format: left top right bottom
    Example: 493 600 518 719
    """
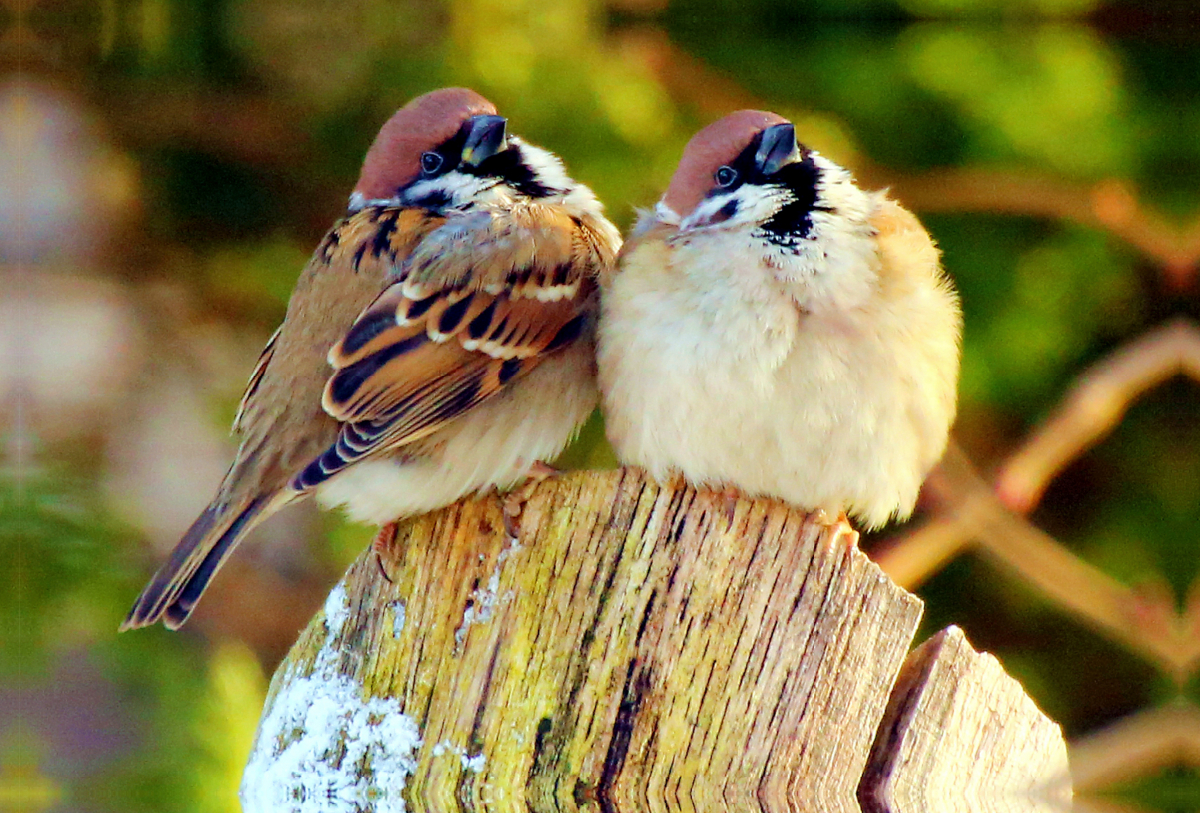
599 658 652 811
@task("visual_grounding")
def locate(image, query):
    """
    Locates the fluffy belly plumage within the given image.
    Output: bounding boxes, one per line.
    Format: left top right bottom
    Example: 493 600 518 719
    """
601 309 935 529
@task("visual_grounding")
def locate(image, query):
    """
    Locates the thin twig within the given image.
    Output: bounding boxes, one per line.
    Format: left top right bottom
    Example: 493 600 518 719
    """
1069 699 1200 792
995 319 1200 514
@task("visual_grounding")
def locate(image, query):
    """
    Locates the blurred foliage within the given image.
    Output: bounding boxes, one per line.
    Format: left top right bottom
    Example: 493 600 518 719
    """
15 0 1200 810
6 466 130 680
8 467 265 812
939 216 1145 409
1109 768 1200 813
901 25 1131 175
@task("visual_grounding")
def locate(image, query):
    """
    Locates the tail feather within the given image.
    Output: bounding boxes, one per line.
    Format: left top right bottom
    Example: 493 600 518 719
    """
121 497 267 631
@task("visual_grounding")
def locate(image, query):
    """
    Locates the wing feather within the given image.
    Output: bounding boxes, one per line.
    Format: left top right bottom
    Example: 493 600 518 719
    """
402 204 590 298
292 202 614 491
232 326 280 434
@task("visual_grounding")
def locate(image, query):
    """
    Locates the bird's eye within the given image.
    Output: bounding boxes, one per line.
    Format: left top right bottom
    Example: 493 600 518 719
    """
714 166 738 188
420 152 444 175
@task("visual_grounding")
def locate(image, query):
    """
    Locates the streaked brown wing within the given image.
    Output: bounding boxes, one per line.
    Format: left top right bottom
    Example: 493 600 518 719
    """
399 203 594 299
289 203 607 491
121 205 454 631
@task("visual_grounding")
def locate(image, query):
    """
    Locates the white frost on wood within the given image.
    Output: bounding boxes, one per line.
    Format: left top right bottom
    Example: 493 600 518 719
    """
323 581 351 632
389 600 406 639
453 538 520 649
431 740 487 772
240 581 423 813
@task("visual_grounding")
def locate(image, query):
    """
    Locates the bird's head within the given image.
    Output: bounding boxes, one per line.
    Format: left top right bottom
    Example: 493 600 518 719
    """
655 110 879 308
350 88 580 213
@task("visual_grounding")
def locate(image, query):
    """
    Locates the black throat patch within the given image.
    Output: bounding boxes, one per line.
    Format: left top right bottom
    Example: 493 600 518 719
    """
758 153 825 249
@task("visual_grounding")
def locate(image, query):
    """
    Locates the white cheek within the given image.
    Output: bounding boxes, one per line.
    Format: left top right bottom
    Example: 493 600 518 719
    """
682 187 784 231
402 172 490 209
511 141 571 193
732 188 787 225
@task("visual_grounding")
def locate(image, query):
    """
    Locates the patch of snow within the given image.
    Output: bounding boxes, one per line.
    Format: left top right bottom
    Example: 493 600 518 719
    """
323 582 350 633
241 580 422 812
497 535 523 564
454 568 505 650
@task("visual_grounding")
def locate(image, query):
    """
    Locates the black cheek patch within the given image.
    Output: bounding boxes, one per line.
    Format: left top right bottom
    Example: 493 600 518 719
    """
762 200 815 242
470 149 557 198
760 154 823 244
408 187 450 210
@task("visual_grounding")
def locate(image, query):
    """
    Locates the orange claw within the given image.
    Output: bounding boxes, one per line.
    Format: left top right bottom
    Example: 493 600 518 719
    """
372 523 399 583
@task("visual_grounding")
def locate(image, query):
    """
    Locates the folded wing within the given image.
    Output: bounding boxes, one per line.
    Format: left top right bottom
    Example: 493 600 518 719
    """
291 203 606 490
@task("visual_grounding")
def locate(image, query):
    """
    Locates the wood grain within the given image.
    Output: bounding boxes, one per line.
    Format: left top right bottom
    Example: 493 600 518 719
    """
240 468 1070 813
860 626 1072 813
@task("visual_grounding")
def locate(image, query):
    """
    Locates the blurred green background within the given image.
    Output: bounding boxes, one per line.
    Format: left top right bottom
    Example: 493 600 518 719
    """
8 0 1199 810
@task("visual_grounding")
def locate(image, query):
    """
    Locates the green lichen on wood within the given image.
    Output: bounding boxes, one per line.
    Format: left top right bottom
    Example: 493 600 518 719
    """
248 469 1064 812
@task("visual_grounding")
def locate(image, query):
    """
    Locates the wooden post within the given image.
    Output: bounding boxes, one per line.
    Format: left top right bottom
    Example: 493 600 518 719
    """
860 626 1073 813
239 469 1071 813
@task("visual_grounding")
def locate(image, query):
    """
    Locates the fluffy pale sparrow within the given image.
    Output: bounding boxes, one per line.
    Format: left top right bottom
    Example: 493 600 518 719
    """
598 110 961 529
124 88 621 630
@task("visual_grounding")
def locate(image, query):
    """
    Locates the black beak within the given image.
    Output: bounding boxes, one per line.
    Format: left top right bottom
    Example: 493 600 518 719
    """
754 123 800 176
461 115 509 167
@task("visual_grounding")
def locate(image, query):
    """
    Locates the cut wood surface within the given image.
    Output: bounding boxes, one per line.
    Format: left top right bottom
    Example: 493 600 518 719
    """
240 468 1072 813
860 626 1072 813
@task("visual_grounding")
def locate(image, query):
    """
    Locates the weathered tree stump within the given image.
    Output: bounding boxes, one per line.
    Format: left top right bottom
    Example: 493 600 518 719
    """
239 469 1071 813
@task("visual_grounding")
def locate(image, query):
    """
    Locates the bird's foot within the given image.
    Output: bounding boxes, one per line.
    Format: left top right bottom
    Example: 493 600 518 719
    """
372 523 398 583
502 462 559 540
812 508 858 552
663 470 690 491
697 482 741 526
718 485 742 525
811 507 845 526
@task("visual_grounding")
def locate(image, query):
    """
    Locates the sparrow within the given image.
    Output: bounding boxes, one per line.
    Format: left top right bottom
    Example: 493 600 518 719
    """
598 110 961 530
123 88 621 630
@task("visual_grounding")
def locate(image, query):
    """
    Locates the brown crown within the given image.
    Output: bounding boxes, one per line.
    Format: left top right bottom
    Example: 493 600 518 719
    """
354 88 498 200
662 110 790 217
